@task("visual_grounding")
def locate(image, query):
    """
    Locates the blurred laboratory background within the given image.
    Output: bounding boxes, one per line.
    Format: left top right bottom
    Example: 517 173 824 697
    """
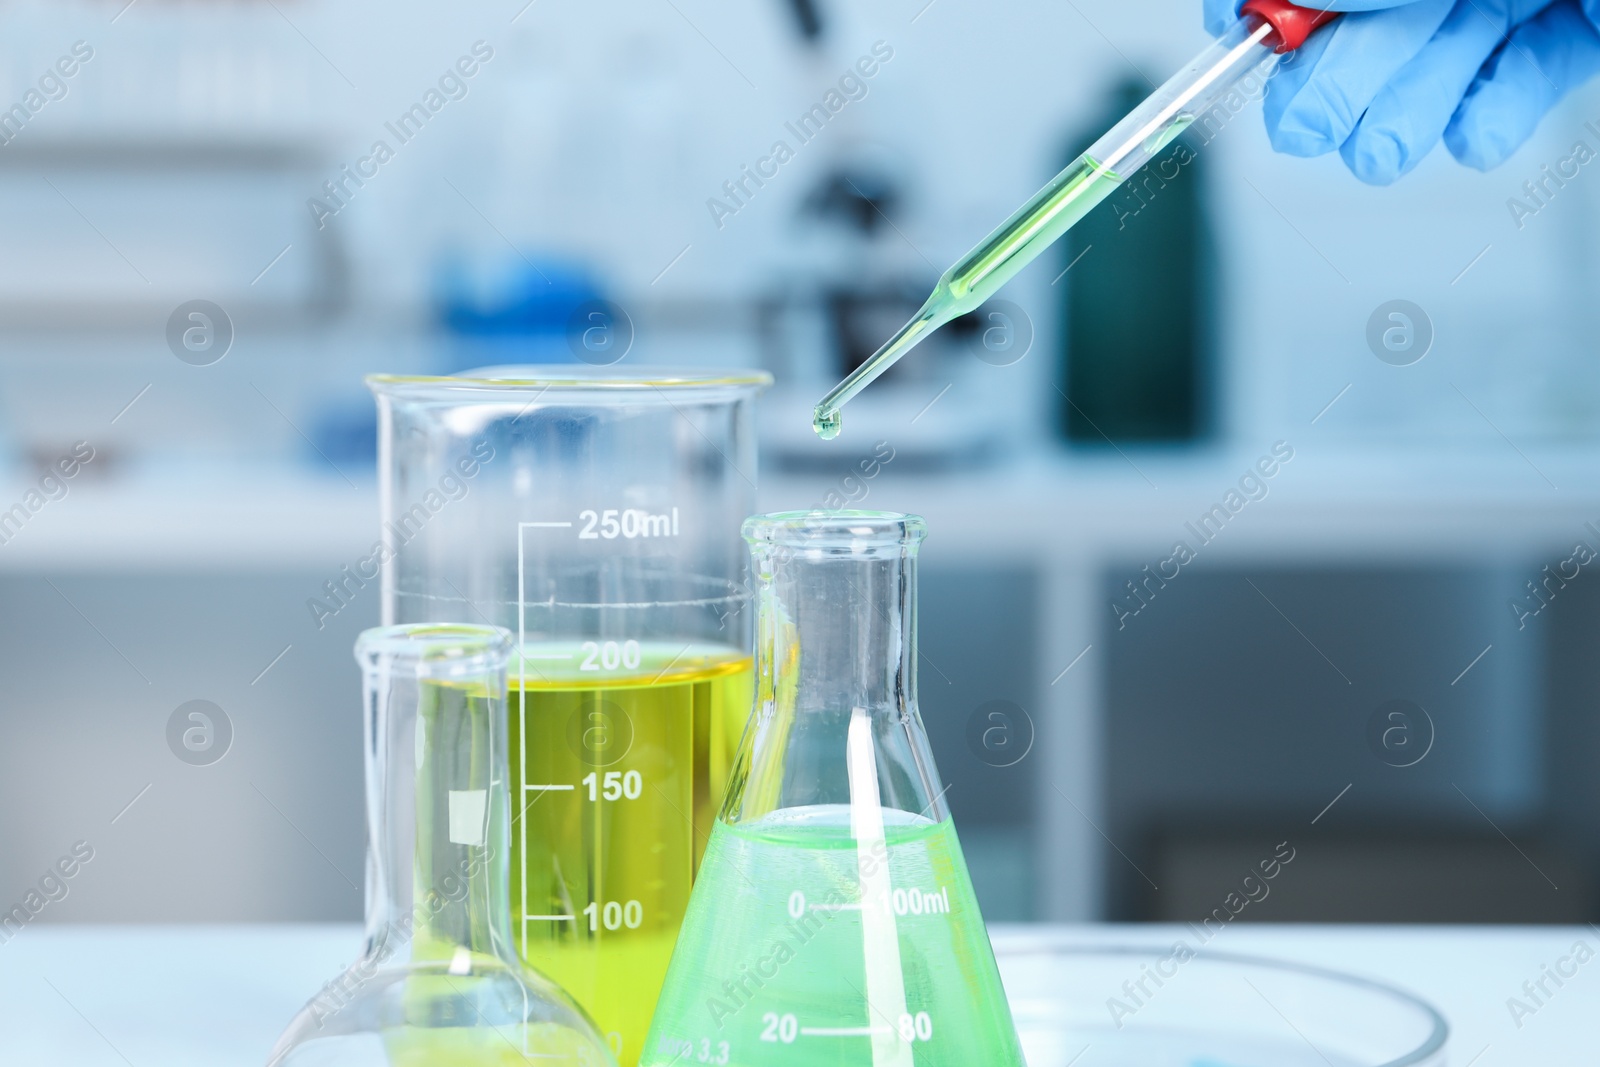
2 0 1599 930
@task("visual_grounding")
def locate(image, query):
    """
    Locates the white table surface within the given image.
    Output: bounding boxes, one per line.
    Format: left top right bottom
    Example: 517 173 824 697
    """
0 923 1593 1065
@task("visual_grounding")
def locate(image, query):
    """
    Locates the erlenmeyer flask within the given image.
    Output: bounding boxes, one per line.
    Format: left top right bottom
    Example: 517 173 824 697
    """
268 624 615 1067
641 512 1025 1067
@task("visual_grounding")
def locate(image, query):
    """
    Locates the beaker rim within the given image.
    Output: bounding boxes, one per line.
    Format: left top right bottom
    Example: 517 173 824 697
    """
743 510 928 551
367 365 773 400
355 623 513 675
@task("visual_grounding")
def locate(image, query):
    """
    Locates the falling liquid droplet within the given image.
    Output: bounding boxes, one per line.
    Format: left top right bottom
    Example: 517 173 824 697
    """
813 407 842 440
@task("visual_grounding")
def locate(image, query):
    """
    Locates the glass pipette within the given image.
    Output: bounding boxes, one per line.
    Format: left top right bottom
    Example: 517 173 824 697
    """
812 0 1339 439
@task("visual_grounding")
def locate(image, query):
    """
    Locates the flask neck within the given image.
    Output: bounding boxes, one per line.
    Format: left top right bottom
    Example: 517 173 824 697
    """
727 513 945 827
360 638 515 967
753 535 918 720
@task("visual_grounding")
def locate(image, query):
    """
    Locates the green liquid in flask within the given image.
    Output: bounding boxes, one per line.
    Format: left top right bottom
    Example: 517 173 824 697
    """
641 806 1025 1067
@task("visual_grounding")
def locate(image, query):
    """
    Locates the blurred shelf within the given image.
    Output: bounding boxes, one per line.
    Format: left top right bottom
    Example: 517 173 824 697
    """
0 465 373 571
0 137 326 171
3 444 1600 571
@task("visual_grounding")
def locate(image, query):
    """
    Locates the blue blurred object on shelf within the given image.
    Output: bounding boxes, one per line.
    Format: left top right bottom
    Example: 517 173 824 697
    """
307 256 608 469
433 256 604 373
309 401 379 471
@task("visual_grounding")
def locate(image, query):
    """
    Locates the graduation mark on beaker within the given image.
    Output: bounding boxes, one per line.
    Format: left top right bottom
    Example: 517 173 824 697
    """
521 771 645 800
581 640 642 671
585 899 645 931
585 769 644 800
578 507 681 539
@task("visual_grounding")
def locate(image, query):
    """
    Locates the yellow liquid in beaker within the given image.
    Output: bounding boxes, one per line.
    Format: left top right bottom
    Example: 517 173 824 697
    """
509 643 755 1067
385 1024 605 1067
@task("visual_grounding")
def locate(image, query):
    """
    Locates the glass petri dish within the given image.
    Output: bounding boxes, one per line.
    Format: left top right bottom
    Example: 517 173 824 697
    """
996 944 1448 1067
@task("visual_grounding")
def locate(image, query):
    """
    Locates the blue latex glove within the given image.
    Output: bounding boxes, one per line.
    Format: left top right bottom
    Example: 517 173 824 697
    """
1203 0 1600 183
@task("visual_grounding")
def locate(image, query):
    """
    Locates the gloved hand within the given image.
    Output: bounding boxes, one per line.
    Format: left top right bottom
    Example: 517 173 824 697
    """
1203 0 1600 184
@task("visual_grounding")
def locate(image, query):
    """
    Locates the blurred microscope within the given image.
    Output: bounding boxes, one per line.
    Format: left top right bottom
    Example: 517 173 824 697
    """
745 0 1032 468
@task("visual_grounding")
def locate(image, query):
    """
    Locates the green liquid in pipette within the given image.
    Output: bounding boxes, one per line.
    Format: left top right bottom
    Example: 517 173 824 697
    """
812 110 1203 435
813 110 1204 437
641 809 1025 1067
812 153 1127 439
813 407 843 440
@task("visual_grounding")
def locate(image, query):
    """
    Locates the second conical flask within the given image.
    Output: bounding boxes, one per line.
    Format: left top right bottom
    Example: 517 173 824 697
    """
641 512 1025 1067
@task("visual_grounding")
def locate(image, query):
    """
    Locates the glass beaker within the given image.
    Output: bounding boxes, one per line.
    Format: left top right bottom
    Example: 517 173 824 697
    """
367 367 770 1066
269 624 614 1067
642 512 1026 1067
